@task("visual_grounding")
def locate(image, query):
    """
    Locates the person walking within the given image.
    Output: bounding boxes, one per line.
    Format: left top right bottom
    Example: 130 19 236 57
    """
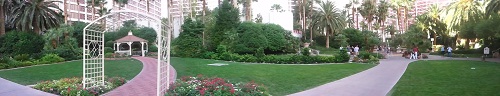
413 46 419 59
354 45 360 56
441 46 445 56
447 46 453 57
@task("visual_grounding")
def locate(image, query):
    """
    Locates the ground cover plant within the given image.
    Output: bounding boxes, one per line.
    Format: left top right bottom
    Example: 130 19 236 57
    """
171 57 375 95
392 60 500 96
0 59 142 85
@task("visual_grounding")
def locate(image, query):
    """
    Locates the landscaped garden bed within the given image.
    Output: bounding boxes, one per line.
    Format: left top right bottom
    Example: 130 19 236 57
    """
167 75 270 96
33 77 126 96
392 60 500 96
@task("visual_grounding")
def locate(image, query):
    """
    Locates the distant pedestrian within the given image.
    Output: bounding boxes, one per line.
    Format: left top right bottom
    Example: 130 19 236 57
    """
447 46 452 57
441 46 445 56
354 45 360 56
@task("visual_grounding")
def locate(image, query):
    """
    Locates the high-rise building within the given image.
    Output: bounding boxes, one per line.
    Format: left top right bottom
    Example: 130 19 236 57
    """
56 0 161 23
168 0 204 38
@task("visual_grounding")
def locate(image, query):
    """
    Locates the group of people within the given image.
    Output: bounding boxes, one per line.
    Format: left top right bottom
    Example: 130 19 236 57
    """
345 45 360 56
441 46 453 57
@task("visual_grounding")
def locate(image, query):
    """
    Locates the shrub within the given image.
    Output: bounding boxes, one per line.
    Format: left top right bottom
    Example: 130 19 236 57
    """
14 54 30 61
104 47 114 53
302 48 311 56
0 31 45 56
358 51 371 59
166 75 270 96
42 48 81 61
367 55 379 64
336 49 350 62
105 53 114 58
148 45 158 52
40 54 65 63
200 51 216 59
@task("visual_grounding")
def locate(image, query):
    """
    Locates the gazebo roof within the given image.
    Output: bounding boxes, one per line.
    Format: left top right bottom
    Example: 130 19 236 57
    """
115 31 148 43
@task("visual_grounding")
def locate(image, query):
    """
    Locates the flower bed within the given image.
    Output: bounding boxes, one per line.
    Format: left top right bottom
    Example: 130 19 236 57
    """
33 77 126 96
166 75 270 96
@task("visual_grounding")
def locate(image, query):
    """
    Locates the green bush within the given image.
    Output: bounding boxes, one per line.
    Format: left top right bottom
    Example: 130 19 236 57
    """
302 48 311 56
148 45 158 52
367 55 380 64
336 50 350 62
42 48 81 61
105 53 114 58
0 31 45 56
14 54 30 61
104 47 114 53
40 54 65 63
358 51 371 59
200 51 216 59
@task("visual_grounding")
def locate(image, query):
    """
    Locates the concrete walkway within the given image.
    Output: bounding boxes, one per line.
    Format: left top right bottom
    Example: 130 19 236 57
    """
0 78 56 96
289 54 415 96
104 57 176 96
290 54 500 96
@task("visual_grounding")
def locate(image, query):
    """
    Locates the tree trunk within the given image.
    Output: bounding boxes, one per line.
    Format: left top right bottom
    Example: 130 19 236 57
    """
92 0 95 21
0 6 5 36
64 0 68 24
33 16 41 34
245 0 251 21
310 24 313 42
325 27 330 48
52 39 58 49
433 32 437 45
465 39 470 49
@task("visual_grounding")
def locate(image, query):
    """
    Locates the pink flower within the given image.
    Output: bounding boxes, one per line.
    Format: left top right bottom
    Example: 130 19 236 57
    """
199 88 206 96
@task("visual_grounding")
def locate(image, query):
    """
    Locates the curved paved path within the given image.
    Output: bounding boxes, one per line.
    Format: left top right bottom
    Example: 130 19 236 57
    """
290 54 500 96
104 57 176 96
290 54 415 96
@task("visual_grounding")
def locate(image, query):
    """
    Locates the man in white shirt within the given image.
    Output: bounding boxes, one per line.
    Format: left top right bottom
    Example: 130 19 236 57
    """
354 45 360 56
447 46 452 57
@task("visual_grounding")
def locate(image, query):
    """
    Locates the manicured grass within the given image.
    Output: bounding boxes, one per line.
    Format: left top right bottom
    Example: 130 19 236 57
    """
171 57 375 96
0 59 142 85
392 60 500 96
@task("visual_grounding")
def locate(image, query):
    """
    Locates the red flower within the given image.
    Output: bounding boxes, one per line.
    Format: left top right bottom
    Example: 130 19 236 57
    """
199 88 206 96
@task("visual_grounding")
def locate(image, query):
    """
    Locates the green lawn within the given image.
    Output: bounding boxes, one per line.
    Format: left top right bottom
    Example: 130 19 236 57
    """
171 57 375 96
0 59 142 85
392 60 500 96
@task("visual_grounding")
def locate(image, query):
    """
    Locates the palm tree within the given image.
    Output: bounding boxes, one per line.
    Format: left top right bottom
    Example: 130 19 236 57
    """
312 1 346 48
376 0 389 42
238 0 258 21
10 0 64 34
359 0 376 31
64 0 68 24
486 0 500 16
0 0 14 36
401 0 414 33
348 0 359 29
426 5 446 45
443 0 483 48
270 4 284 12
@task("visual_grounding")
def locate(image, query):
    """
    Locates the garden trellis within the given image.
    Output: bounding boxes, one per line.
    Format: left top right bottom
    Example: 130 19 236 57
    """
83 10 172 96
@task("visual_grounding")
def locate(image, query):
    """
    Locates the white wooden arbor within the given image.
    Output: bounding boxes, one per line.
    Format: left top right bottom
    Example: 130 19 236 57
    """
83 10 172 96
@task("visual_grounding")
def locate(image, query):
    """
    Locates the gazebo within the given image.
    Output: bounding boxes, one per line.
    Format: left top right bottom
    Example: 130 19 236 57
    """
114 31 148 56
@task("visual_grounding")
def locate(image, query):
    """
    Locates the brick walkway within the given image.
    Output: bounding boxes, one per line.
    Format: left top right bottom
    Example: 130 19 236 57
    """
104 57 176 96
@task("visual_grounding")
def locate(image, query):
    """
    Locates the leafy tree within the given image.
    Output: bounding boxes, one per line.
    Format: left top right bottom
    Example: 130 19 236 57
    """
359 0 376 30
43 24 75 50
208 0 240 50
341 28 363 47
123 20 137 28
10 0 63 34
71 21 88 47
334 34 349 48
133 27 157 45
443 0 483 48
173 19 204 57
261 23 287 52
402 25 431 52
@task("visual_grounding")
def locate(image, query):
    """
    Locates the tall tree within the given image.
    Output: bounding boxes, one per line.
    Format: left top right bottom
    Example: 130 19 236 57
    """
238 0 258 21
0 0 14 36
312 0 346 48
208 0 240 50
486 0 500 16
376 0 389 42
10 0 64 34
348 0 359 29
443 0 483 48
359 0 376 31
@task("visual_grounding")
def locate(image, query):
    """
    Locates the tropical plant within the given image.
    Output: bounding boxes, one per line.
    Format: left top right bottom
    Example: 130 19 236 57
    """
43 24 75 50
486 0 500 16
443 0 483 48
0 0 15 36
376 0 390 41
10 0 64 34
311 0 346 48
359 0 376 30
270 4 284 12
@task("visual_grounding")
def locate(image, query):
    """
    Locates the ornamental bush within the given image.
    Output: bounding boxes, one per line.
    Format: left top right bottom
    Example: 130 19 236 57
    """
40 54 65 63
166 75 270 96
0 31 45 56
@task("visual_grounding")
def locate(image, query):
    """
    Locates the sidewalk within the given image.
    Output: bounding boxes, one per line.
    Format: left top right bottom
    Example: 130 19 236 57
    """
289 55 415 96
0 78 56 96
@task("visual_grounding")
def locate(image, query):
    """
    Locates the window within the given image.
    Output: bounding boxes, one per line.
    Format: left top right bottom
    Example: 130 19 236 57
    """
80 14 85 20
80 6 85 11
